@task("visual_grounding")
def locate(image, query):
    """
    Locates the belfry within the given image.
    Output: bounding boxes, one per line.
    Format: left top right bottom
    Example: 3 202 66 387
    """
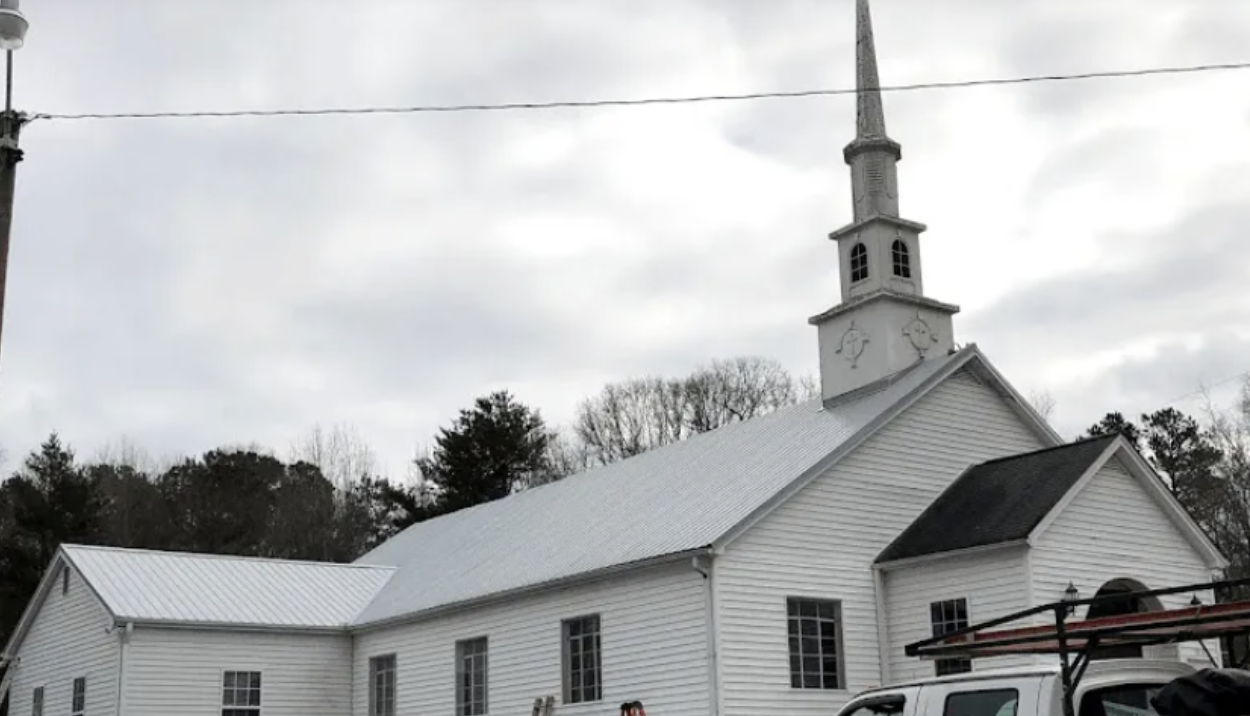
809 0 961 403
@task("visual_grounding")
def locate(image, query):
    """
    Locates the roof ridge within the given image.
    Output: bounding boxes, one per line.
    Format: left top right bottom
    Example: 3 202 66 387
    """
62 544 397 571
971 432 1117 468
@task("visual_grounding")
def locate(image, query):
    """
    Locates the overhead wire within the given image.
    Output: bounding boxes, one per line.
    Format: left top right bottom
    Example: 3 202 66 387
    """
26 59 1250 123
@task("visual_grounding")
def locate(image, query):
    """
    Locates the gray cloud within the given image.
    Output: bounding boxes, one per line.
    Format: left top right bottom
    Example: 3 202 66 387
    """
0 0 1247 478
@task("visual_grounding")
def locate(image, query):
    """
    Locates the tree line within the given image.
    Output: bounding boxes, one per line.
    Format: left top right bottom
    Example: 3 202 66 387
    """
0 356 818 655
1 355 1248 677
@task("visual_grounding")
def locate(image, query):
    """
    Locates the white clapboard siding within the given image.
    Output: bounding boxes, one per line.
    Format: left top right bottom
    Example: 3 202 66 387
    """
122 628 353 716
883 547 1034 683
714 368 1049 716
8 561 119 716
1029 457 1222 668
351 560 710 716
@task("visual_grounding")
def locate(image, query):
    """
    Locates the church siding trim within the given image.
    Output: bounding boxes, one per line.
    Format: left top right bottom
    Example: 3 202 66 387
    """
350 560 711 716
713 368 1050 716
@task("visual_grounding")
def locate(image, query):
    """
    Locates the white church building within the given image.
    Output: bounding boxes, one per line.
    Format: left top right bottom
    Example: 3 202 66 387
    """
0 2 1229 716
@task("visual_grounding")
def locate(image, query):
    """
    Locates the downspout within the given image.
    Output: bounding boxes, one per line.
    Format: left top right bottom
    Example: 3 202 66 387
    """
115 622 133 716
872 566 892 686
692 554 721 716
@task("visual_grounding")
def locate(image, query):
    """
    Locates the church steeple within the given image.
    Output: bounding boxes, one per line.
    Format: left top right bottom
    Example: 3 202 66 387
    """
845 0 901 222
808 0 961 404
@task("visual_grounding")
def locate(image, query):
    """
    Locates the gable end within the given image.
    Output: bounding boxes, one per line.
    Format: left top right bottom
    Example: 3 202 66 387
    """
1028 437 1228 570
1 548 118 661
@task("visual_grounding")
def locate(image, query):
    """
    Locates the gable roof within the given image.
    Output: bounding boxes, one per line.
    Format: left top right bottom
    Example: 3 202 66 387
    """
60 544 395 630
875 434 1119 565
352 344 1061 627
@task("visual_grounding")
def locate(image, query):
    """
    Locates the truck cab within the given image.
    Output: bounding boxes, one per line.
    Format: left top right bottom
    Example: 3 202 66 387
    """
835 659 1196 716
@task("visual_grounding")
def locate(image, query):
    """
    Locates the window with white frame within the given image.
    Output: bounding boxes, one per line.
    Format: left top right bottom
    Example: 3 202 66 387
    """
786 597 845 690
370 653 397 716
562 614 601 704
71 677 85 716
31 686 44 716
221 671 261 716
930 598 973 676
456 637 489 716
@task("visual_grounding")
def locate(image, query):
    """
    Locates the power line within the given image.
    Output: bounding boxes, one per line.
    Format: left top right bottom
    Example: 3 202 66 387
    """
1164 372 1248 407
27 59 1250 123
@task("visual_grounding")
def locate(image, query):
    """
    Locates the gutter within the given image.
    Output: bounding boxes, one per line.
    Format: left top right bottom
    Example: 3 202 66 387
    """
352 548 716 634
113 619 350 636
873 539 1030 572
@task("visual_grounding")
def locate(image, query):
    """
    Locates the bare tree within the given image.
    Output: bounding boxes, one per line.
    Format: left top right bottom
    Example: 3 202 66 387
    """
798 373 821 401
289 423 379 492
1199 377 1250 585
572 355 809 467
1027 390 1057 421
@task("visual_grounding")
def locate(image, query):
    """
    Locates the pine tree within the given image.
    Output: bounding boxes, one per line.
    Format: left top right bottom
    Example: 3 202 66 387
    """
412 391 560 519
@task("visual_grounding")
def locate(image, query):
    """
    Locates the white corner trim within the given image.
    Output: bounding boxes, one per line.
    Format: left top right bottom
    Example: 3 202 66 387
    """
1026 441 1119 545
1022 543 1037 611
872 566 892 685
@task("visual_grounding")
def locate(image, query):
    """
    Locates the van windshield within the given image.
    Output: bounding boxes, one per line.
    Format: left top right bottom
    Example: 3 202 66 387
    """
1078 684 1164 716
838 694 906 716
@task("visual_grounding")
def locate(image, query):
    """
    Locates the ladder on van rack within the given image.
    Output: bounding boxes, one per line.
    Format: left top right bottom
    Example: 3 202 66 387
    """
904 575 1250 716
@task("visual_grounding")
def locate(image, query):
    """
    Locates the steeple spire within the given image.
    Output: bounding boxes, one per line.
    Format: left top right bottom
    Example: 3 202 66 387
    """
807 0 961 404
854 0 888 140
843 0 903 223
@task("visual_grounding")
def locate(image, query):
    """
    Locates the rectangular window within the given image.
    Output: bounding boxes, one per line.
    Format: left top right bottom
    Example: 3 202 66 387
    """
562 614 602 704
31 686 44 716
370 654 397 716
221 671 261 716
71 677 85 716
930 598 973 676
943 689 1018 716
786 597 844 690
456 637 489 716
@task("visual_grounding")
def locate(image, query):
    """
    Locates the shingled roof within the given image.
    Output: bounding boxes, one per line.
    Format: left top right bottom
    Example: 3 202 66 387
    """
875 434 1120 564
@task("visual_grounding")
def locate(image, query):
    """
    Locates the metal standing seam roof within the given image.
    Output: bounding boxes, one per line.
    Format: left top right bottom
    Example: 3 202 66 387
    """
350 349 974 627
61 544 395 629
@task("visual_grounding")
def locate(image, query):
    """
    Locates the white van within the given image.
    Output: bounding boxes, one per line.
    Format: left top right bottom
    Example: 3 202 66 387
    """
834 659 1196 716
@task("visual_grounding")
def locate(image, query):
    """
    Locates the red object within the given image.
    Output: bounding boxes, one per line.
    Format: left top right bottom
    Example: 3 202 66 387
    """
911 600 1250 660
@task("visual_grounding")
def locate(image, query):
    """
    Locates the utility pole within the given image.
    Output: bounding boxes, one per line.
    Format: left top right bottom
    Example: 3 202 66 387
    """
0 0 29 387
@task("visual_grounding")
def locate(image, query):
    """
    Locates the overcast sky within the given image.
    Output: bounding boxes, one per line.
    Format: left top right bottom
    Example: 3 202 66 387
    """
1 0 1247 479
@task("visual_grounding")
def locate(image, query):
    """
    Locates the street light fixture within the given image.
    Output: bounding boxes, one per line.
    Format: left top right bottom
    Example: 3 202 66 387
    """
0 0 28 387
0 0 27 51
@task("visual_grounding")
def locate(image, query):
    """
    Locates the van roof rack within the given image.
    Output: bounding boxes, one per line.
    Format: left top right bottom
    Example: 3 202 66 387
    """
905 576 1250 716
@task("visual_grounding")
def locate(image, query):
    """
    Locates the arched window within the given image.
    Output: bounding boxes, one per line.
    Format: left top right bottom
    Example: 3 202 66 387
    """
891 239 911 278
850 242 869 283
